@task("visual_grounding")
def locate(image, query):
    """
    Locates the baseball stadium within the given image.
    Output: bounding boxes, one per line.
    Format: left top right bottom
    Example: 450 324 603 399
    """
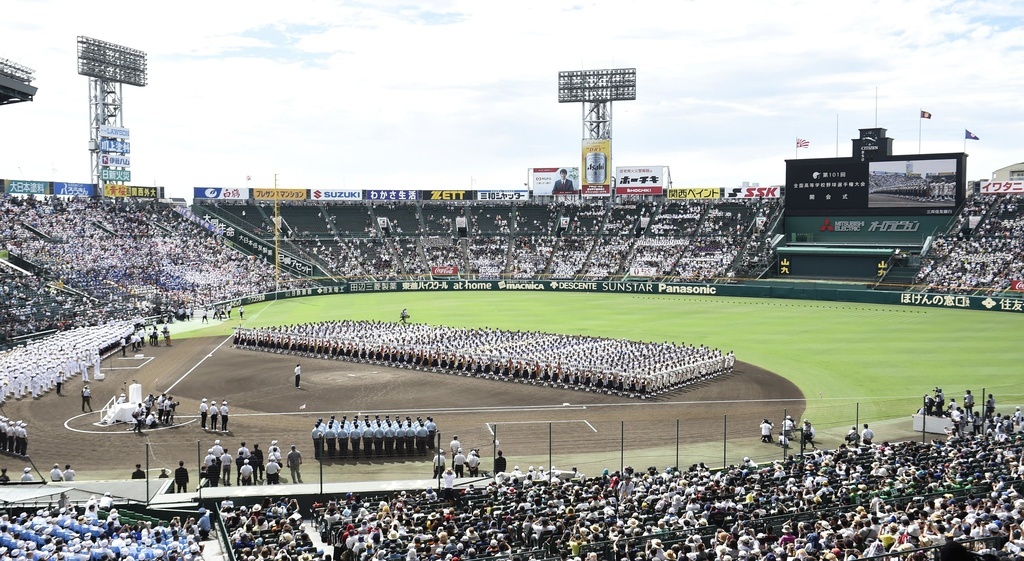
1 36 1023 561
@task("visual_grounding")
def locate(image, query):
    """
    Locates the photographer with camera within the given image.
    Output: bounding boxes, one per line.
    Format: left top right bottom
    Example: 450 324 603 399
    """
400 308 410 324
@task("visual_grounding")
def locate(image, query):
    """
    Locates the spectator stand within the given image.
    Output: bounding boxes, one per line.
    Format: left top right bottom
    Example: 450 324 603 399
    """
916 194 1024 295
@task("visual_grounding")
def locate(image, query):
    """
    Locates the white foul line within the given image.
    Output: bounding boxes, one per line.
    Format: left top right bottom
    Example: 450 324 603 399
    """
164 300 276 393
484 419 597 433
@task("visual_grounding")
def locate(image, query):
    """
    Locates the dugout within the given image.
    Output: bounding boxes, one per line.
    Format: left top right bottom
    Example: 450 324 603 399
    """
775 246 894 281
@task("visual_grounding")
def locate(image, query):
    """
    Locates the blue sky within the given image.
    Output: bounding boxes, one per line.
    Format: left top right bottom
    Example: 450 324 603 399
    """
0 0 1021 200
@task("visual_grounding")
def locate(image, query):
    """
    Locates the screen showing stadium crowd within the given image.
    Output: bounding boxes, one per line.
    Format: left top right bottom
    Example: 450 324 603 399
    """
2 193 1021 345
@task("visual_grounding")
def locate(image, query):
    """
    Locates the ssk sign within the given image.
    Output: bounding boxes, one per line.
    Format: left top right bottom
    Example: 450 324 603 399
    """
727 187 781 198
431 266 459 276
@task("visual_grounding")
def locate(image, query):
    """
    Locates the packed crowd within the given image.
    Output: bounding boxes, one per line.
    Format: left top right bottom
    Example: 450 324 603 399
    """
0 195 312 342
233 321 734 398
4 192 1018 348
0 267 108 343
509 237 556 279
293 428 1024 561
0 495 208 561
917 195 1024 294
468 238 508 279
222 496 319 560
549 238 593 279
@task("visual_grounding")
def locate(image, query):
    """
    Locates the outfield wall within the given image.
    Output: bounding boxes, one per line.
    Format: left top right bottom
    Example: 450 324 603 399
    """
219 280 1024 315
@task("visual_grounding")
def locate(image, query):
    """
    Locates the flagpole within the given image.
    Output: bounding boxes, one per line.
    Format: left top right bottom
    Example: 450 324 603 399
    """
874 87 878 127
918 113 923 154
795 138 798 159
835 114 839 157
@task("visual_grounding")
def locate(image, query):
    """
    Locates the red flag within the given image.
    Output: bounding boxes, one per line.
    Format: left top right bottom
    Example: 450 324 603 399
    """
796 138 809 148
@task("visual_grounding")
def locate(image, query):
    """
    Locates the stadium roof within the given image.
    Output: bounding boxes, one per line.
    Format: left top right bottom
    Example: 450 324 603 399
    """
0 58 37 105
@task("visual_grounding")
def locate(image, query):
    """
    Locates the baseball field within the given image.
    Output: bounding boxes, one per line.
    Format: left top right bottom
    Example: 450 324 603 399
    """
6 291 1020 483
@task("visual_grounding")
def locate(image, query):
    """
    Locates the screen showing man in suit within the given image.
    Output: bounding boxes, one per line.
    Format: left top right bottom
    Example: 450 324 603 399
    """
552 169 575 194
531 167 580 196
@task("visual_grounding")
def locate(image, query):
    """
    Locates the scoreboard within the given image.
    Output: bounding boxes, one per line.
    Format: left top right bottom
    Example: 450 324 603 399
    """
785 152 966 217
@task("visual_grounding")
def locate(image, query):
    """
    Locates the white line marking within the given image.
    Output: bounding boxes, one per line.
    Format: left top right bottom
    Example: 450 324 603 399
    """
164 335 235 393
485 419 591 426
202 403 589 419
107 357 155 370
163 300 277 393
63 413 197 435
584 420 597 433
486 423 494 436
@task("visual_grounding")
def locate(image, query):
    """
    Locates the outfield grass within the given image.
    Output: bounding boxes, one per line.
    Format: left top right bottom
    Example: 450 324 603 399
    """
180 292 1022 428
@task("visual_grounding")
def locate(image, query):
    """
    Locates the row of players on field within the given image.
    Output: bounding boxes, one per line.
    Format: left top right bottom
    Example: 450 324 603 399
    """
233 321 734 396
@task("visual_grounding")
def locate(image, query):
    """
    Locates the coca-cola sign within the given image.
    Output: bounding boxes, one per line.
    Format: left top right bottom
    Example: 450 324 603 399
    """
431 266 459 276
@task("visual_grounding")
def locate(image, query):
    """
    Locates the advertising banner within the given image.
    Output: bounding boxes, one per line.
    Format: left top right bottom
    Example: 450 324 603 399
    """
98 125 130 139
725 186 781 199
224 227 316 276
629 266 657 278
252 188 307 200
430 266 459 276
531 167 580 196
667 188 721 200
100 154 131 168
310 189 362 201
194 187 249 200
786 153 965 216
784 215 954 243
223 280 1024 317
581 185 611 196
1011 280 1024 291
100 168 131 182
364 190 420 201
4 179 49 195
103 185 162 198
477 190 529 201
53 182 96 197
426 190 474 201
615 166 666 196
980 181 1024 194
582 139 611 189
99 138 130 153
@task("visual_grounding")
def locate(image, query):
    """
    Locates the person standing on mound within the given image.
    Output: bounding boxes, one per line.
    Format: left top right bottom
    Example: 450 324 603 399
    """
294 363 301 388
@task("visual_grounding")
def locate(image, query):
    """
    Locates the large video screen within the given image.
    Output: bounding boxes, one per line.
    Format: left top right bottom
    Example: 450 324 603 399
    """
785 153 965 216
868 159 957 208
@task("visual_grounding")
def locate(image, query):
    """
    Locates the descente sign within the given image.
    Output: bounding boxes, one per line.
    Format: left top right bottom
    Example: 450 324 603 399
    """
219 280 1024 317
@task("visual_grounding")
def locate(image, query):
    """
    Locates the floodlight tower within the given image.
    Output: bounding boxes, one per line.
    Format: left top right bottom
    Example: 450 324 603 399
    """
557 68 636 194
0 58 37 106
77 36 148 193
